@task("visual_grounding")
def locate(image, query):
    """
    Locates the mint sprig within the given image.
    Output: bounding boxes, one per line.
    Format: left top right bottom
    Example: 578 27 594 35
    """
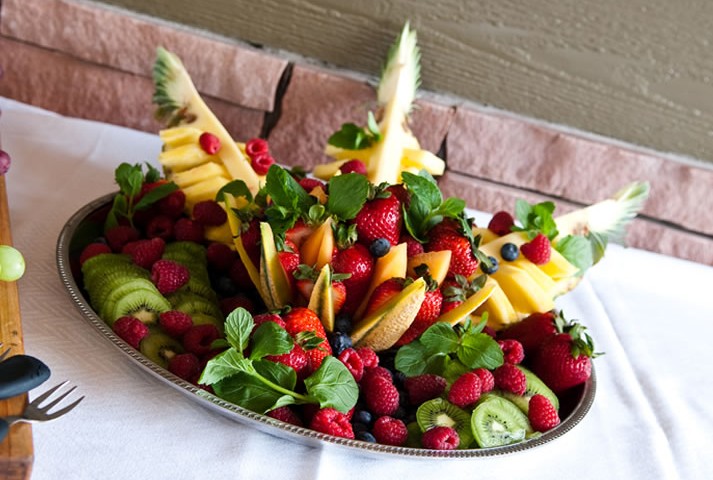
104 162 178 231
263 165 317 236
326 173 370 221
327 111 381 150
513 199 559 240
401 171 465 242
395 317 503 383
555 234 594 275
199 308 358 414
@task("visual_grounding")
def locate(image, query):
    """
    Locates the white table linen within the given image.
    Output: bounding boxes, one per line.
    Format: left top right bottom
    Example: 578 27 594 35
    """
2 97 712 480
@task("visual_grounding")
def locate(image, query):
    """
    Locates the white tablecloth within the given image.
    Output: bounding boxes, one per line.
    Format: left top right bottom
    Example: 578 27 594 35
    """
2 96 712 480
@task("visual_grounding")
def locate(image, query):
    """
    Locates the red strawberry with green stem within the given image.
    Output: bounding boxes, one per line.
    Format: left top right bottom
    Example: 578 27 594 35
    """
497 310 559 357
395 268 443 346
354 185 402 247
439 274 487 315
282 307 332 371
426 219 480 278
332 243 374 314
531 318 600 393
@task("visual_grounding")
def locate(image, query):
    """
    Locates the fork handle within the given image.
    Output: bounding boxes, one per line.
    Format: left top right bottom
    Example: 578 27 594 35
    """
0 354 51 400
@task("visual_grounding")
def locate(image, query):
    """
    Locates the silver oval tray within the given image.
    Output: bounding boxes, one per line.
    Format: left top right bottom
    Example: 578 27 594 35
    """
56 192 596 459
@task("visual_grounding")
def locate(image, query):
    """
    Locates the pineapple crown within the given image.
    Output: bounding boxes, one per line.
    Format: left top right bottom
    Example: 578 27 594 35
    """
377 21 421 116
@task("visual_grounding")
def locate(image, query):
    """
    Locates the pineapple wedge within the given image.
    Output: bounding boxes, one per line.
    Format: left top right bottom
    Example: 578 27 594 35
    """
153 47 262 194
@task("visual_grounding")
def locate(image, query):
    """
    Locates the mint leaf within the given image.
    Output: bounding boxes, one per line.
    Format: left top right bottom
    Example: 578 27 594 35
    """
419 322 460 355
555 234 593 275
216 179 254 203
303 356 359 413
264 165 316 235
134 181 178 211
253 358 297 392
395 342 429 376
249 322 294 360
456 333 504 370
402 171 466 242
441 356 472 384
213 371 289 414
224 307 254 353
513 199 559 240
198 349 251 385
327 117 380 150
326 173 369 220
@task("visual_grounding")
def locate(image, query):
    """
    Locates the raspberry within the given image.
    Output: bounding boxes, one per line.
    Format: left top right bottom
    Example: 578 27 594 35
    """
79 242 111 266
168 353 201 381
399 234 424 257
266 344 310 379
229 259 256 290
158 190 186 219
337 348 364 382
363 374 400 416
192 200 227 226
361 366 392 386
198 132 221 155
372 416 408 446
251 152 275 175
159 310 193 337
252 313 286 331
487 211 515 236
498 339 525 364
151 259 189 294
105 225 140 252
403 374 447 405
206 242 237 272
182 324 221 356
245 138 269 158
113 316 149 349
145 214 174 240
421 426 460 450
298 177 325 192
493 363 527 395
220 294 255 317
447 372 482 408
123 237 166 269
267 406 303 427
309 408 354 439
174 218 205 243
520 233 551 265
473 368 495 393
528 394 561 432
355 347 379 369
339 159 367 175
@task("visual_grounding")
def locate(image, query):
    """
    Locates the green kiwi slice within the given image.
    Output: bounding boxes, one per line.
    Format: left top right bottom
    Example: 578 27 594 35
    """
416 398 475 449
167 291 224 320
139 329 184 369
85 265 150 309
99 279 159 322
164 241 207 260
110 289 171 325
498 366 559 414
81 253 132 277
471 395 532 448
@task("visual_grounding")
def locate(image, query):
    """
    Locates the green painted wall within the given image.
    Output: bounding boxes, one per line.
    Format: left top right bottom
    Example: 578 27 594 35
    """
97 0 713 166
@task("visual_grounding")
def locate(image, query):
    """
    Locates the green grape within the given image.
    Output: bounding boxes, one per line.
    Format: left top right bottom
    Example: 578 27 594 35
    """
0 245 25 281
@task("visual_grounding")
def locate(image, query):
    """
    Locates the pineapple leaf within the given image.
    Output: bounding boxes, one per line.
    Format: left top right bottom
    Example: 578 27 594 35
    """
377 21 421 115
152 47 197 126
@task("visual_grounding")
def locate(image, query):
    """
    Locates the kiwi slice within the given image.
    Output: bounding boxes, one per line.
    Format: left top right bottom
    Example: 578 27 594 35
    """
168 291 224 320
416 398 475 449
471 395 532 448
181 277 219 302
110 289 171 325
85 264 150 308
81 253 132 276
99 279 160 321
498 366 559 414
139 329 184 369
164 241 207 260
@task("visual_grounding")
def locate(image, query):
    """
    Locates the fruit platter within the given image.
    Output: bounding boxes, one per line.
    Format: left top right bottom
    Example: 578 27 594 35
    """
57 24 647 457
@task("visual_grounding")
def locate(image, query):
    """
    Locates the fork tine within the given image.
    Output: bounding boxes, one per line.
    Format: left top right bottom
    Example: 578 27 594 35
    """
0 349 10 362
37 385 77 411
31 380 69 405
42 395 85 420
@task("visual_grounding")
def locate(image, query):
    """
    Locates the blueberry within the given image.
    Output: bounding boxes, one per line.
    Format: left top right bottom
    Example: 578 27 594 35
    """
500 242 519 261
352 422 370 434
481 256 499 274
369 238 391 258
334 312 353 334
328 331 353 355
356 431 376 443
353 409 374 426
213 274 238 297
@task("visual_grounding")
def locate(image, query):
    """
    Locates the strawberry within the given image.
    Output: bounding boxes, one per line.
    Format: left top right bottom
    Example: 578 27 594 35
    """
399 233 424 256
282 307 332 370
364 278 405 316
277 246 301 292
487 211 515 236
439 274 486 315
266 343 310 379
331 281 347 314
497 311 557 357
532 323 597 393
520 233 551 265
354 188 402 247
426 220 479 278
528 394 560 432
285 219 313 248
332 243 374 314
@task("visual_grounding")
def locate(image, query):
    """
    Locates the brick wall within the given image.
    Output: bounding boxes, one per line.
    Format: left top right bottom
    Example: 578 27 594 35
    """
2 0 712 264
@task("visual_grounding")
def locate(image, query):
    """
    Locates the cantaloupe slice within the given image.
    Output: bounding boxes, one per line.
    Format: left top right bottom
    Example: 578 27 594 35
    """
406 250 451 286
301 217 335 270
354 242 408 319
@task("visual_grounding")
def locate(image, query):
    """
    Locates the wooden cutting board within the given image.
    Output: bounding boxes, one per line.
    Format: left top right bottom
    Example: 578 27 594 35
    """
0 174 33 480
